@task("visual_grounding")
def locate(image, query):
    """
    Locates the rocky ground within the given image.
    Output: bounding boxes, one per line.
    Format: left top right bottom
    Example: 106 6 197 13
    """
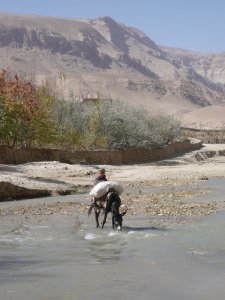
1 144 225 225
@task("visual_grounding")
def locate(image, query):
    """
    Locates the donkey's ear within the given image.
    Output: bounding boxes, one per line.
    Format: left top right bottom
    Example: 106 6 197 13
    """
121 209 128 216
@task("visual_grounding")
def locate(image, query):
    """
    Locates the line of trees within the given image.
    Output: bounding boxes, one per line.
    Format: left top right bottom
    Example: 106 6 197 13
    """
0 70 181 150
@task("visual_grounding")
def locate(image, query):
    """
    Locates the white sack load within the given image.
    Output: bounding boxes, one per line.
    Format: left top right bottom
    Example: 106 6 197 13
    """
89 181 123 198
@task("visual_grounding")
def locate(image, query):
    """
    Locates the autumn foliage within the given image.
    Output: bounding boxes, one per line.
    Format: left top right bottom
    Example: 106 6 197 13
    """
0 70 58 148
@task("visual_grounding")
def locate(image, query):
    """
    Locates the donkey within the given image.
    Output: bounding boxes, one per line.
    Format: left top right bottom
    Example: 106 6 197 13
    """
88 192 127 231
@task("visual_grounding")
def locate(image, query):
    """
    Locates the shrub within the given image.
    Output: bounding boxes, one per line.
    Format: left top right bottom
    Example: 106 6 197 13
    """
0 69 181 150
55 98 181 150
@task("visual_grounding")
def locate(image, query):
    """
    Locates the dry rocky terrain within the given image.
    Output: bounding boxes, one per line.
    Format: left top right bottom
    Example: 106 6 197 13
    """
1 144 225 226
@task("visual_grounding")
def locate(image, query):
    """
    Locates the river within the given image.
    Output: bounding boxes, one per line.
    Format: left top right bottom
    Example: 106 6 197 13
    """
0 179 225 300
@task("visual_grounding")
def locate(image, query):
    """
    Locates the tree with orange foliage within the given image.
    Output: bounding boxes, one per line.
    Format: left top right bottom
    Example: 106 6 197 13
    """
0 70 58 148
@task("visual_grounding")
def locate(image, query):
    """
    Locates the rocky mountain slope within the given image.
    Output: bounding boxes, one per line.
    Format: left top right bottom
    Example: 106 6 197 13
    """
163 46 225 85
0 12 225 126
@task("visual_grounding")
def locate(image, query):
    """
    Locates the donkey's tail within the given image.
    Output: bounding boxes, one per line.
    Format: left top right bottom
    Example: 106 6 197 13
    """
88 203 94 216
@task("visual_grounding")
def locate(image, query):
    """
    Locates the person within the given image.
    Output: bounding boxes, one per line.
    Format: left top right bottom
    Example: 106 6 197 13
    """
92 169 108 207
93 168 107 186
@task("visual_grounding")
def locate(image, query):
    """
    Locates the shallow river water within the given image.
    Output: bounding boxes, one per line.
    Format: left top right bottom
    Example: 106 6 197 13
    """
1 179 225 300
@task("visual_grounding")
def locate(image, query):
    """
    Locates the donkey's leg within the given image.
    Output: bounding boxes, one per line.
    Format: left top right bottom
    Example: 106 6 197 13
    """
111 203 116 229
112 215 115 228
95 210 100 228
102 212 108 229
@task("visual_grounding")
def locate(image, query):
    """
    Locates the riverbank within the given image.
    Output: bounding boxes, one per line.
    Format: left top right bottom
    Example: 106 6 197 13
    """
1 144 225 225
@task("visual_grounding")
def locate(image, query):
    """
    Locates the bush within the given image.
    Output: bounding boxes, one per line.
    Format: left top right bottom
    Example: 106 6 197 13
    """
0 69 181 150
99 100 181 149
54 98 181 150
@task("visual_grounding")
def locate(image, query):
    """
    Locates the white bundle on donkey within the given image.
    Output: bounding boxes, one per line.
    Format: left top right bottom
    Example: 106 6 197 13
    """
89 181 123 198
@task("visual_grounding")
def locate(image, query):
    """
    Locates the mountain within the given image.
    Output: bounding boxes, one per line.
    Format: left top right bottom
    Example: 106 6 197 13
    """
163 46 225 85
1 12 225 127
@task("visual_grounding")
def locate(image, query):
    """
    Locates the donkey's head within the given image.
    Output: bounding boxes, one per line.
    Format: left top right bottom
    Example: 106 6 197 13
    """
113 209 128 231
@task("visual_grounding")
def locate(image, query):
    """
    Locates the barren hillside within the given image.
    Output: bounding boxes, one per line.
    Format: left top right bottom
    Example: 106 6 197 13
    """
1 12 225 125
181 106 225 129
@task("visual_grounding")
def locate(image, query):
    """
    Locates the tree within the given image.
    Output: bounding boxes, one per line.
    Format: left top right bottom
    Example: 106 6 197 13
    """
0 70 59 148
0 69 181 150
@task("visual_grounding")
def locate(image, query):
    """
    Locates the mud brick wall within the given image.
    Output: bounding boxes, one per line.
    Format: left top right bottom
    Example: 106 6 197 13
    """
0 139 202 165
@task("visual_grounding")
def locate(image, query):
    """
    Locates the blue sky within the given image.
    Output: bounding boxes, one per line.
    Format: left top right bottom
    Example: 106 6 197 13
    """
0 0 225 53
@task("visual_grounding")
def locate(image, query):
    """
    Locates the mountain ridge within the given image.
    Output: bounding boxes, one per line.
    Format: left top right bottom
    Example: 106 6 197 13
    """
1 12 225 127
